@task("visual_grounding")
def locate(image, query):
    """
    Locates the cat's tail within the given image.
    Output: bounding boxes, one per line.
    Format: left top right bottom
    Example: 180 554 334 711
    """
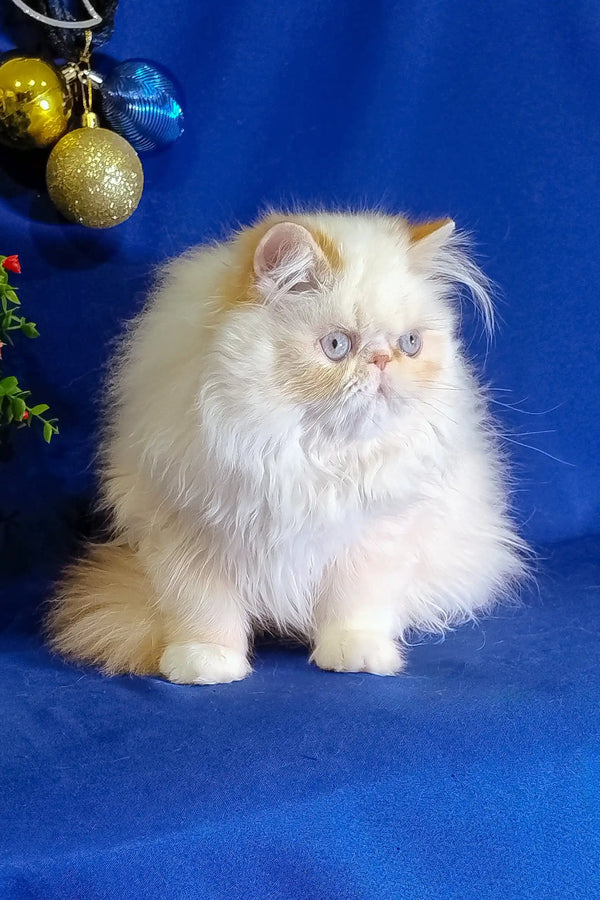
46 542 163 675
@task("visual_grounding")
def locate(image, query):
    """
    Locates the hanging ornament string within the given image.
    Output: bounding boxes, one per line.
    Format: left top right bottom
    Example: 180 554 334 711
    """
67 26 94 121
81 29 94 120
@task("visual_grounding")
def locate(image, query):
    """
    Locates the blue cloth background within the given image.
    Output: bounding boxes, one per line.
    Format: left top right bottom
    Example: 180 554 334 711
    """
1 1 598 897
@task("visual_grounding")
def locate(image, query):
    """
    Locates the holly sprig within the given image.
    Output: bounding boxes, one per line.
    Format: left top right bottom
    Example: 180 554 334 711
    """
0 256 58 443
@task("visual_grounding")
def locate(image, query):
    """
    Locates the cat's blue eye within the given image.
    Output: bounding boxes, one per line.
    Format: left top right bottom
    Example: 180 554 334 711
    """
320 331 352 361
398 330 423 358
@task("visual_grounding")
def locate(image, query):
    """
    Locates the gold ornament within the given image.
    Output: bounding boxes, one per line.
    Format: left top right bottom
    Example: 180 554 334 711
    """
46 112 144 228
0 56 71 149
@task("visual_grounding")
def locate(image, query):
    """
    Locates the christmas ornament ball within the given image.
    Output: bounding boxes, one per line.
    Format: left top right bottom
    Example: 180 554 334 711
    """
100 59 185 152
46 118 144 228
0 56 71 149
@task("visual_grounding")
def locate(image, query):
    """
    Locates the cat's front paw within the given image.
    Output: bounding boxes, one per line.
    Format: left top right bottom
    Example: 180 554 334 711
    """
159 642 251 685
310 629 404 676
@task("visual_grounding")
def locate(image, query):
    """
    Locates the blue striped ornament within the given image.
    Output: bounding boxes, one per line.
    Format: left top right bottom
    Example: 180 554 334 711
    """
99 59 184 153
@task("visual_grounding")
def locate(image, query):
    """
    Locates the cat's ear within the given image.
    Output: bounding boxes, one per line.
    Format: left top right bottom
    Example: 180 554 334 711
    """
407 218 456 269
253 222 326 300
407 217 494 333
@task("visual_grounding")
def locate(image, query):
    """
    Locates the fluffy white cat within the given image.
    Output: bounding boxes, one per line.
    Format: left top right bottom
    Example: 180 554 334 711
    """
47 211 526 683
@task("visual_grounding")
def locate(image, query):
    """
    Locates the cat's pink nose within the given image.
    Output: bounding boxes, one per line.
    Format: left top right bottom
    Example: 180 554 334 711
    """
371 353 391 371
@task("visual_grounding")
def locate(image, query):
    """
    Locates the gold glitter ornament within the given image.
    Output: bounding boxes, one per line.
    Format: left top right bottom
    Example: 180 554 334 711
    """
0 56 71 149
46 112 144 227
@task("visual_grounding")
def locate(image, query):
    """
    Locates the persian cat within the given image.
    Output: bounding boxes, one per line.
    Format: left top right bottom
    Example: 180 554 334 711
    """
47 211 525 684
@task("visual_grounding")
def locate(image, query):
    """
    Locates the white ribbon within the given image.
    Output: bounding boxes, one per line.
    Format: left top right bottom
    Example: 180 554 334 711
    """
8 0 102 30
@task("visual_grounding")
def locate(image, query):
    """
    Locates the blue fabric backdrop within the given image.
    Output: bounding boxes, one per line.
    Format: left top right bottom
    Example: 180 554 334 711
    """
1 2 599 897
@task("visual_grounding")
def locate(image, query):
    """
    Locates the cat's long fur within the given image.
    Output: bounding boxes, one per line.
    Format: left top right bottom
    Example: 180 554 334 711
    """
47 211 526 683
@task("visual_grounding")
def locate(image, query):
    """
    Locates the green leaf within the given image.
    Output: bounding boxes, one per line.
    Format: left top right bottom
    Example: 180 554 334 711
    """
0 376 18 396
5 290 19 306
5 404 14 424
30 403 50 415
43 421 53 443
21 321 39 339
2 313 13 331
10 396 26 420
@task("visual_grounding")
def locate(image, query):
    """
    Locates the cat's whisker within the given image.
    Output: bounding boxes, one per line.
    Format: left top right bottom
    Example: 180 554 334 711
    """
382 387 461 429
413 380 461 392
499 436 574 467
488 397 565 416
498 429 556 438
416 400 460 427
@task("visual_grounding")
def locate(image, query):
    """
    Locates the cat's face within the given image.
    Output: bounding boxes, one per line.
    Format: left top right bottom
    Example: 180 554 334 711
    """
214 214 489 443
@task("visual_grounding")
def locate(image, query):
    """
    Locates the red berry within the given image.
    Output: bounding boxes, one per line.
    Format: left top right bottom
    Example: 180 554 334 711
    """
22 410 29 420
2 255 21 274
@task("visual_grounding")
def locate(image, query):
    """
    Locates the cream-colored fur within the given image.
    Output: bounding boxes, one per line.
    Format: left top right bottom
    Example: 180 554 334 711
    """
47 211 526 682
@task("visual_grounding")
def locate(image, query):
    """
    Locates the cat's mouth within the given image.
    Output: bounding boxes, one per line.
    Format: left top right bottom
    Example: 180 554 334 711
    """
376 377 393 401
